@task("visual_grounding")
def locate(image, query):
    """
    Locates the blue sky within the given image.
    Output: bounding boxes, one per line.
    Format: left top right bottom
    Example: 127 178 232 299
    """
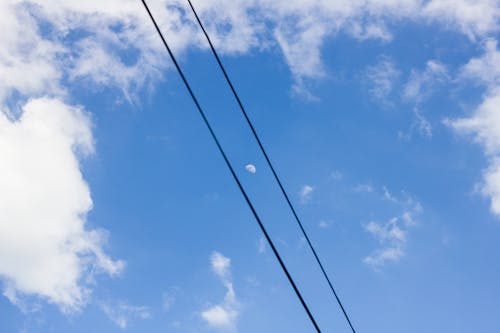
1 1 500 332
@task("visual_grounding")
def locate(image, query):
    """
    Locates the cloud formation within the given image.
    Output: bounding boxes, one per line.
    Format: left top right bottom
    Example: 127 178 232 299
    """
366 56 400 101
363 188 421 269
299 184 314 203
2 0 499 106
201 252 239 330
403 60 449 104
0 98 124 312
449 39 500 217
101 301 151 329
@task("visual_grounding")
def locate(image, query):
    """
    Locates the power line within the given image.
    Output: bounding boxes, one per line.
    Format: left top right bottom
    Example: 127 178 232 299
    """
140 1 322 332
184 1 358 332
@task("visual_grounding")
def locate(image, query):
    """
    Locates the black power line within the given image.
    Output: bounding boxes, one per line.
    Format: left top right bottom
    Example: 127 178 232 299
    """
184 1 358 332
140 1 321 332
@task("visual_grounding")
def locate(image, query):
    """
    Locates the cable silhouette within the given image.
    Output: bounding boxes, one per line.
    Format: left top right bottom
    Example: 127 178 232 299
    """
140 1 321 332
185 1 357 332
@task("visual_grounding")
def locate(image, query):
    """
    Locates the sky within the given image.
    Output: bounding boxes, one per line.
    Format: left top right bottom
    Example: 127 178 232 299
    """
1 0 500 332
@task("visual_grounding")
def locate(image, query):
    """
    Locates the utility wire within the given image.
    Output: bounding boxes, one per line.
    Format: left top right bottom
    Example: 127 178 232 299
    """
185 1 358 332
140 1 321 332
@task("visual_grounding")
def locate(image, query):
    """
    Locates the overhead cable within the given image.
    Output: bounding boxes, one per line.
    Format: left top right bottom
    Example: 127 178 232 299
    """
185 1 357 332
140 1 322 331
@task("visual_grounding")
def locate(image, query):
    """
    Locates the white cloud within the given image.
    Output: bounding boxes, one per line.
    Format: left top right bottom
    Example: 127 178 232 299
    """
449 89 500 216
274 19 327 82
17 1 500 101
363 189 421 269
460 39 500 86
299 185 314 203
245 164 256 174
0 98 124 312
201 252 239 330
210 251 231 280
482 160 500 215
366 56 400 101
403 60 449 103
399 108 433 140
449 40 500 217
365 218 407 243
363 247 404 268
363 217 407 269
349 20 393 41
422 0 500 39
267 0 499 92
0 1 63 105
101 301 151 329
1 0 499 106
398 60 448 139
382 186 398 202
268 0 499 92
201 289 238 330
413 108 433 138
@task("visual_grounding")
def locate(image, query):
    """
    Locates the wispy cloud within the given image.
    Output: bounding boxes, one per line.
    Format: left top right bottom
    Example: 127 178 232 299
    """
398 108 433 140
363 191 422 270
403 60 449 104
382 186 398 203
100 301 151 330
210 251 231 280
201 252 239 330
299 185 314 203
0 0 498 107
397 59 448 139
366 56 400 102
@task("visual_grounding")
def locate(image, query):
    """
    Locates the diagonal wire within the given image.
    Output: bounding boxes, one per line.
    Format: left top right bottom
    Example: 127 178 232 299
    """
185 1 358 332
140 1 322 331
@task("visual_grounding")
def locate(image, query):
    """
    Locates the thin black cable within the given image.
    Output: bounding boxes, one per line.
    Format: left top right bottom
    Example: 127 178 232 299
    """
140 1 321 332
185 1 357 332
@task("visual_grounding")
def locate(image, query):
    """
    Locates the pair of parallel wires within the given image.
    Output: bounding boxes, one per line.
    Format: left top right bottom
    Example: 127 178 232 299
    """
141 1 357 332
